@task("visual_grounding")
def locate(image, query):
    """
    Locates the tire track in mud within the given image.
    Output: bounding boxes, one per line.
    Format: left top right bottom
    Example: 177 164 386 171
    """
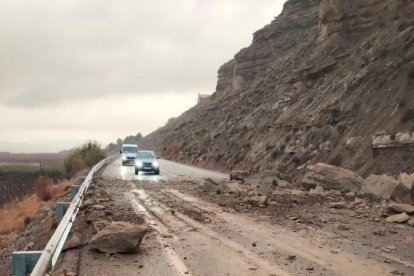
127 182 399 276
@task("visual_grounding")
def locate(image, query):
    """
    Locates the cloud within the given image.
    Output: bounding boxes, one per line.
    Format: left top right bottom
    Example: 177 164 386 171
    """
0 0 284 108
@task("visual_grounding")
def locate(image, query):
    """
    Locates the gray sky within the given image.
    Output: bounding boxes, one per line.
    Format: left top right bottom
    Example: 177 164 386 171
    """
0 0 285 153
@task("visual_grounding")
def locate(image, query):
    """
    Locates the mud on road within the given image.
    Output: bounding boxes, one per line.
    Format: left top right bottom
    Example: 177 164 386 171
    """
49 177 414 276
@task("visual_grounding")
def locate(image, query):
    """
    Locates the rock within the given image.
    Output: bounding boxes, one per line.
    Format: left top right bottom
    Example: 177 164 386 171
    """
388 203 414 214
225 181 243 195
66 273 76 276
360 175 413 204
62 235 81 251
301 163 364 193
230 171 249 182
345 191 356 199
257 177 276 198
278 179 290 188
407 220 414 227
91 221 147 253
90 205 106 210
199 178 220 192
291 190 303 196
338 224 350 230
26 242 34 249
372 227 386 236
309 185 324 195
373 218 380 222
247 196 267 207
398 173 414 189
93 220 110 234
329 202 347 209
385 213 410 223
81 199 100 210
95 188 111 200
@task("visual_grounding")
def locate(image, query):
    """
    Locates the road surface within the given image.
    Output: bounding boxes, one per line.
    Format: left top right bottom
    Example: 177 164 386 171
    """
102 157 228 181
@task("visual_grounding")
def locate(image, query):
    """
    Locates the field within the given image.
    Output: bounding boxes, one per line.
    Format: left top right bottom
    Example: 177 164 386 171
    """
0 152 68 207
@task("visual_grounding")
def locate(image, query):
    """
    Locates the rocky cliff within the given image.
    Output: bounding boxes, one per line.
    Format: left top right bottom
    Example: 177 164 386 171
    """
140 0 414 182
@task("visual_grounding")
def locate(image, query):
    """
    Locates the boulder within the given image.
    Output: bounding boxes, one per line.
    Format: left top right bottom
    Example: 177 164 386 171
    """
257 177 276 198
398 173 414 189
81 199 100 210
90 205 106 210
291 190 303 196
199 178 220 192
301 163 364 193
91 221 147 253
309 185 324 195
278 179 290 188
230 171 250 182
95 188 112 201
329 202 347 209
247 196 267 207
408 220 414 227
224 181 243 195
62 235 81 251
388 203 414 214
385 213 410 223
360 175 413 204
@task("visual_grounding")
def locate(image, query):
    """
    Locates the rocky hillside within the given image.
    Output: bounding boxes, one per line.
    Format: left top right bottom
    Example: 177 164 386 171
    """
140 0 414 182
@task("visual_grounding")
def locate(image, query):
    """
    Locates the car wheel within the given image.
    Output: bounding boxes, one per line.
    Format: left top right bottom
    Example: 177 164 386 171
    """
122 161 125 166
135 168 139 175
154 169 160 175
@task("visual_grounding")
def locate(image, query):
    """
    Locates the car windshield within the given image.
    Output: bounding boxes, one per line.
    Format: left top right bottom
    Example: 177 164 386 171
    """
136 152 155 159
122 147 137 153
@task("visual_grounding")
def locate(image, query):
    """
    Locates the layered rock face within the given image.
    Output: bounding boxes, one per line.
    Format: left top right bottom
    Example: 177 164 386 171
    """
140 0 414 181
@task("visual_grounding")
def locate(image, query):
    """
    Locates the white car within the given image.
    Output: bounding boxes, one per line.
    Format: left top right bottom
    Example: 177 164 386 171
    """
120 144 138 166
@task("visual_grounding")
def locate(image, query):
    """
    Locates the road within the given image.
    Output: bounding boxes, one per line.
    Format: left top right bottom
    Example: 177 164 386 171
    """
102 156 228 181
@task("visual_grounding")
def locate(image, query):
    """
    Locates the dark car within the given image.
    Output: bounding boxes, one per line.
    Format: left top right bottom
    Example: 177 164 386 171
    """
134 151 160 175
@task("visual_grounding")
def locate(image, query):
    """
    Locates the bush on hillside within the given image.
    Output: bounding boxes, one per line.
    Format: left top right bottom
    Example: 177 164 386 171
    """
65 141 107 179
35 175 55 201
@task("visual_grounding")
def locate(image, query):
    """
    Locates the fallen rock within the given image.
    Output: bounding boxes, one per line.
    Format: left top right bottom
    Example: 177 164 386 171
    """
91 221 147 253
291 190 303 196
345 191 356 199
224 181 243 195
95 188 111 201
257 177 276 197
309 185 325 195
329 202 347 209
372 227 386 236
247 196 267 207
38 205 52 213
90 205 106 210
398 173 414 189
388 203 414 214
360 174 413 204
92 220 110 234
62 235 81 251
230 171 249 182
198 178 220 192
407 220 414 227
278 179 290 188
338 224 350 230
80 199 100 210
301 163 364 193
385 213 410 223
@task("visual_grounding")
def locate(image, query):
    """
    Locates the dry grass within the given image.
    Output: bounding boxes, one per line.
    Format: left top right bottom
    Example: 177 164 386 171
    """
0 176 76 234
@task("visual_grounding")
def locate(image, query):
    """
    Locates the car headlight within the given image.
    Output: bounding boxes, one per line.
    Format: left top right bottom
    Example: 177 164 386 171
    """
122 156 127 160
135 161 143 166
152 161 159 167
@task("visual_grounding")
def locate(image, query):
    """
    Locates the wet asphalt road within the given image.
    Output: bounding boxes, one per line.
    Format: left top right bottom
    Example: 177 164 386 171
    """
102 157 229 181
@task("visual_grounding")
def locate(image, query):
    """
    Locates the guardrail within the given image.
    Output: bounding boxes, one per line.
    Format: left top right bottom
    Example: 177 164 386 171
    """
11 155 115 276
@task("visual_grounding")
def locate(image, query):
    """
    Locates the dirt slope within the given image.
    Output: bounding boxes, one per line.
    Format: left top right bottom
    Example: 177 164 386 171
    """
140 0 414 181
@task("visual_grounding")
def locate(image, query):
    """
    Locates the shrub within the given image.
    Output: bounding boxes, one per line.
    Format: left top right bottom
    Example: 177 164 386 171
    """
24 216 32 227
35 175 54 201
65 140 106 179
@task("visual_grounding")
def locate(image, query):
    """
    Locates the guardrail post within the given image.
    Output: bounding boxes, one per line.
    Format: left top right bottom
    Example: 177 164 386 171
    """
56 202 71 224
70 185 80 200
78 176 86 185
11 251 42 276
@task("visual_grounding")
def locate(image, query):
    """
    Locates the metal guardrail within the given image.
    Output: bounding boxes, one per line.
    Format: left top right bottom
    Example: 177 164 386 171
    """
11 155 114 276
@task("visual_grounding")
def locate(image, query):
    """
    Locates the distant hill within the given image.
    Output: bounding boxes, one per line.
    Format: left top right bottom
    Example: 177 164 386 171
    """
0 151 69 164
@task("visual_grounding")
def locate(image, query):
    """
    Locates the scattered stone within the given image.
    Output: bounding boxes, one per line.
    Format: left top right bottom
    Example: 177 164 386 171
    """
385 259 392 263
62 235 81 251
257 177 276 197
90 205 106 210
386 213 410 223
230 171 249 182
225 181 243 195
372 227 386 236
338 224 350 231
345 191 356 199
408 220 414 227
291 190 303 196
38 205 52 213
252 242 257 247
278 179 290 188
309 185 324 195
286 255 296 261
26 242 34 249
91 221 147 254
388 203 414 214
247 196 267 207
330 202 347 209
301 163 364 193
81 199 100 210
95 188 111 201
373 218 380 222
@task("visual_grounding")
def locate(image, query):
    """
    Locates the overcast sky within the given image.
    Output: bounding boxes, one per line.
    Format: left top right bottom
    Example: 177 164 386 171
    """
0 0 285 153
